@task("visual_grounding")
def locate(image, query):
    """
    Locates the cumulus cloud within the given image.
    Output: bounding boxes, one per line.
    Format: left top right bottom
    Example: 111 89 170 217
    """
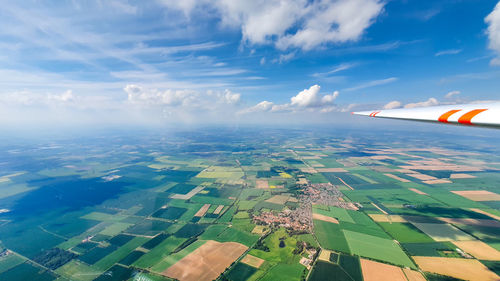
445 90 460 98
161 0 385 51
0 89 77 106
240 84 340 114
486 2 500 65
404 98 439 109
291 85 339 108
125 84 240 108
383 100 402 109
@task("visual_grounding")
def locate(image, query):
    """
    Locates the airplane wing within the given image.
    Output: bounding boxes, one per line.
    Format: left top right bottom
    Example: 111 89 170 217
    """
352 102 500 129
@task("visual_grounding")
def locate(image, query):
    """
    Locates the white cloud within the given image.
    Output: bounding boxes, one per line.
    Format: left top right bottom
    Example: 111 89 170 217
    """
125 84 240 108
277 52 296 64
218 89 241 105
435 49 462 56
383 100 402 109
240 84 340 115
276 0 385 50
344 77 398 91
291 85 339 108
486 2 500 65
404 97 439 109
161 0 385 51
445 90 460 98
238 100 274 115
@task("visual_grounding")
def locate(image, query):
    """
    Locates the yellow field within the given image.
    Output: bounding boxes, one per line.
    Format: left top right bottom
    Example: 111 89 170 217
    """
316 168 348 172
470 208 500 221
452 240 500 260
402 268 426 281
194 204 210 217
241 254 265 268
266 195 289 204
213 205 224 215
318 249 332 261
164 240 247 281
384 173 410 183
412 256 500 281
279 172 292 178
409 188 427 195
450 173 476 179
451 190 500 201
360 258 407 281
313 213 339 224
297 178 308 185
423 179 452 184
368 214 407 223
300 168 317 173
407 173 437 181
251 225 267 235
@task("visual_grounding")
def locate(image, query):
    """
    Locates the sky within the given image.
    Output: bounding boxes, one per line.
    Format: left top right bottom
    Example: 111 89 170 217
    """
1 0 500 127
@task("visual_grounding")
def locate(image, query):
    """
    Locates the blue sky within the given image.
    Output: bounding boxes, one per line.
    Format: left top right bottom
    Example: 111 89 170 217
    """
0 0 500 126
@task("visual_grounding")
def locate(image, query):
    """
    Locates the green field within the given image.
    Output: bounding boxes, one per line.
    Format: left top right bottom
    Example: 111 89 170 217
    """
309 261 354 281
92 236 148 270
378 222 434 243
260 263 305 281
339 254 363 281
343 230 415 268
133 236 187 269
313 206 354 223
1 127 499 281
0 263 56 281
226 262 258 281
411 222 474 241
402 242 457 257
0 254 25 274
150 240 206 272
56 260 103 281
249 229 300 263
313 220 350 253
216 227 259 247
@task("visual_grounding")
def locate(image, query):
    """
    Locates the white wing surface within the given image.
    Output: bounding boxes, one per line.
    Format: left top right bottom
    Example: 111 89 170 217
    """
353 102 500 129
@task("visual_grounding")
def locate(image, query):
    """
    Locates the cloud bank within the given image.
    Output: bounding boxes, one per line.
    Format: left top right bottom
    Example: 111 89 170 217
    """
486 1 500 65
161 0 385 50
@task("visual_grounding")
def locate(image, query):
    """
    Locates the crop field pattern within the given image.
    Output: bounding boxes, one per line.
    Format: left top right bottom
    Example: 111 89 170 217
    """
0 128 499 281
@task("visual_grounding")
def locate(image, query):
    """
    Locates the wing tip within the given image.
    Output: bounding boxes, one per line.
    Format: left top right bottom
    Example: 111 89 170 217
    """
352 111 374 117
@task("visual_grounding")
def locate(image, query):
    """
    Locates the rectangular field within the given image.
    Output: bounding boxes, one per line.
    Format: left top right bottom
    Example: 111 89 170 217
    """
194 204 210 217
313 220 350 253
344 230 415 268
452 240 500 260
412 256 500 281
411 222 474 241
360 258 407 281
164 240 247 281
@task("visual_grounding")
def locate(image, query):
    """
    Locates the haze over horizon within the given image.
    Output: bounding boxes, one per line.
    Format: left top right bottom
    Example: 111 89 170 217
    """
1 0 500 126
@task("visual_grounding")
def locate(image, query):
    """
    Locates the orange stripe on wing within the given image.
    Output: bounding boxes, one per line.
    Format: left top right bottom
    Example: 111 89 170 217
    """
372 111 381 116
438 109 461 123
458 109 488 125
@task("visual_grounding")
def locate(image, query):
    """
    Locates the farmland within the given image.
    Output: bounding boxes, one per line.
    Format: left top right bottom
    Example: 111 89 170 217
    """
0 128 499 280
